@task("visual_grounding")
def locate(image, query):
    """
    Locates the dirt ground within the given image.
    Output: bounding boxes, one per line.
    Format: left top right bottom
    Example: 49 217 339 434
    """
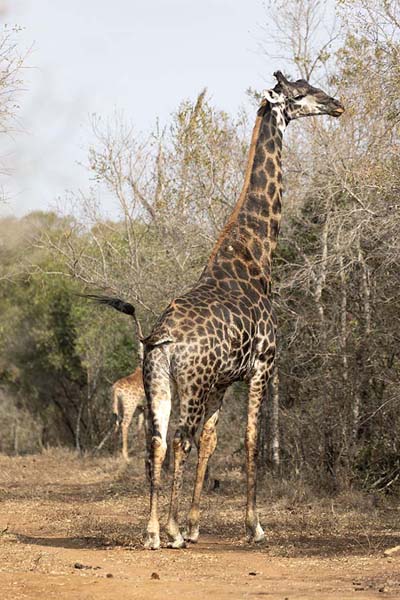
0 449 399 599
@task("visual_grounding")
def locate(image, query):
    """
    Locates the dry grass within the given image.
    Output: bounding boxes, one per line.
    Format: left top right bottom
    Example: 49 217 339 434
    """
0 448 398 558
1 449 400 600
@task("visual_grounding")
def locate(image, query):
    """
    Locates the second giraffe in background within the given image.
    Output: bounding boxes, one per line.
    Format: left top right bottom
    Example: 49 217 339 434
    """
86 295 147 462
112 366 145 462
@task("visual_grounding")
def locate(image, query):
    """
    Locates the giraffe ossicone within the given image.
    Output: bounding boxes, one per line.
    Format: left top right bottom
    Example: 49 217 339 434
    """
261 89 285 104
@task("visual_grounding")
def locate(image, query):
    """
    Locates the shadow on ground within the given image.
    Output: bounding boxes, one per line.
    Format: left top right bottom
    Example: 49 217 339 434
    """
1 451 400 560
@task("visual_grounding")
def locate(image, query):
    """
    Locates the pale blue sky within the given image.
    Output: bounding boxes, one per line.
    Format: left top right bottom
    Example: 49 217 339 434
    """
1 0 279 217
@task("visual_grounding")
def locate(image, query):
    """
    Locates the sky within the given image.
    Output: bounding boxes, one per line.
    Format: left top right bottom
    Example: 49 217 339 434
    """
0 0 277 218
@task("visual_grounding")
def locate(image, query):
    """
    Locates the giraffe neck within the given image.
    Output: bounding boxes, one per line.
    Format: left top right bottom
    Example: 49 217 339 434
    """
201 101 285 293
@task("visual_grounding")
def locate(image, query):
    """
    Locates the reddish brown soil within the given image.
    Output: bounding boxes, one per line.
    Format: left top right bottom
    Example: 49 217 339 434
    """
0 450 399 599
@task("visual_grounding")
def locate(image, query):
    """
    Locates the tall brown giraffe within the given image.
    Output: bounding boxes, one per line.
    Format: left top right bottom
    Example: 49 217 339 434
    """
90 71 344 549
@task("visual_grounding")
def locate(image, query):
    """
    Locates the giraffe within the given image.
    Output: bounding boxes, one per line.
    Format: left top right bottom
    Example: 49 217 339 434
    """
89 71 344 550
112 366 145 462
86 295 148 462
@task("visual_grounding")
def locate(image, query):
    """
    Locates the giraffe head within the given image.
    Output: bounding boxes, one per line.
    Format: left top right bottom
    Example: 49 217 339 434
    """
263 71 344 121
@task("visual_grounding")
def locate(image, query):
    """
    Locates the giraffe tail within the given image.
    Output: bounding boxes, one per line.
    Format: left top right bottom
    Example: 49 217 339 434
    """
79 293 138 319
80 293 174 349
78 293 145 359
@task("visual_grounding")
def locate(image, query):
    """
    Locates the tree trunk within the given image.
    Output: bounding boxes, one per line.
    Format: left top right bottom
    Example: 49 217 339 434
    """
353 244 372 447
13 419 19 456
257 364 280 475
257 392 268 474
270 366 280 472
338 252 348 384
315 206 338 490
75 398 84 453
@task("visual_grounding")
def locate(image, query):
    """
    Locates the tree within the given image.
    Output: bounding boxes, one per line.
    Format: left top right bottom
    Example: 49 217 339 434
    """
0 213 139 451
44 93 249 329
0 24 26 201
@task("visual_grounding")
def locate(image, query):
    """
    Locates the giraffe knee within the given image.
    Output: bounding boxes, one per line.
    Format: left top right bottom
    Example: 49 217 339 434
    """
152 435 166 449
173 428 191 454
151 435 167 459
176 439 191 454
202 422 217 441
199 430 217 458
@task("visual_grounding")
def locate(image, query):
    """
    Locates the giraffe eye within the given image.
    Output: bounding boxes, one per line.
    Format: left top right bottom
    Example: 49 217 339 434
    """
293 94 305 100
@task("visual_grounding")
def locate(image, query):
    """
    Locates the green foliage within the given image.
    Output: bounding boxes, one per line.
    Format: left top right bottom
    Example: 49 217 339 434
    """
0 214 139 449
1 1 400 498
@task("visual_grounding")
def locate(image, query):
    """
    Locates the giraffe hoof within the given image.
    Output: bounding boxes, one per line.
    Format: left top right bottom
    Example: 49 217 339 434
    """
183 527 199 543
246 523 265 544
143 532 161 550
166 534 186 549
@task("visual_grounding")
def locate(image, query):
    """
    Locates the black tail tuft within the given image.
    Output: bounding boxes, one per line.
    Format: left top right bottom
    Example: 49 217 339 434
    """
78 294 136 317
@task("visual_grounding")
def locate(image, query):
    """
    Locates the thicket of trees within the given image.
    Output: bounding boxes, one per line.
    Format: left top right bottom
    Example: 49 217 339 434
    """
1 0 399 494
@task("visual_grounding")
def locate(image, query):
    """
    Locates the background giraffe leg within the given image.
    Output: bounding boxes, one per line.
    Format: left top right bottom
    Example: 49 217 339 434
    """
121 414 133 462
245 373 268 543
143 352 172 550
136 410 144 435
185 388 225 543
165 424 193 548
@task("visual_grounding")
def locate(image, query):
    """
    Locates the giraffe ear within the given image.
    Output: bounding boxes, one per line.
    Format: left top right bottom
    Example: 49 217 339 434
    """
262 89 285 104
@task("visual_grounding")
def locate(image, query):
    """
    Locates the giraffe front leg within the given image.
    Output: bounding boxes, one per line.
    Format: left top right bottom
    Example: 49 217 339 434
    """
165 427 192 549
245 374 267 543
136 410 145 435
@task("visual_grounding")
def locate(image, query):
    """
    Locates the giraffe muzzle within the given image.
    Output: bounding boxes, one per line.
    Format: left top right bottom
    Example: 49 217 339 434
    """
330 100 345 117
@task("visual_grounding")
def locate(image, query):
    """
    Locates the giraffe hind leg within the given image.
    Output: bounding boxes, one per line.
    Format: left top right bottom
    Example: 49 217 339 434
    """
136 409 145 434
143 347 172 550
